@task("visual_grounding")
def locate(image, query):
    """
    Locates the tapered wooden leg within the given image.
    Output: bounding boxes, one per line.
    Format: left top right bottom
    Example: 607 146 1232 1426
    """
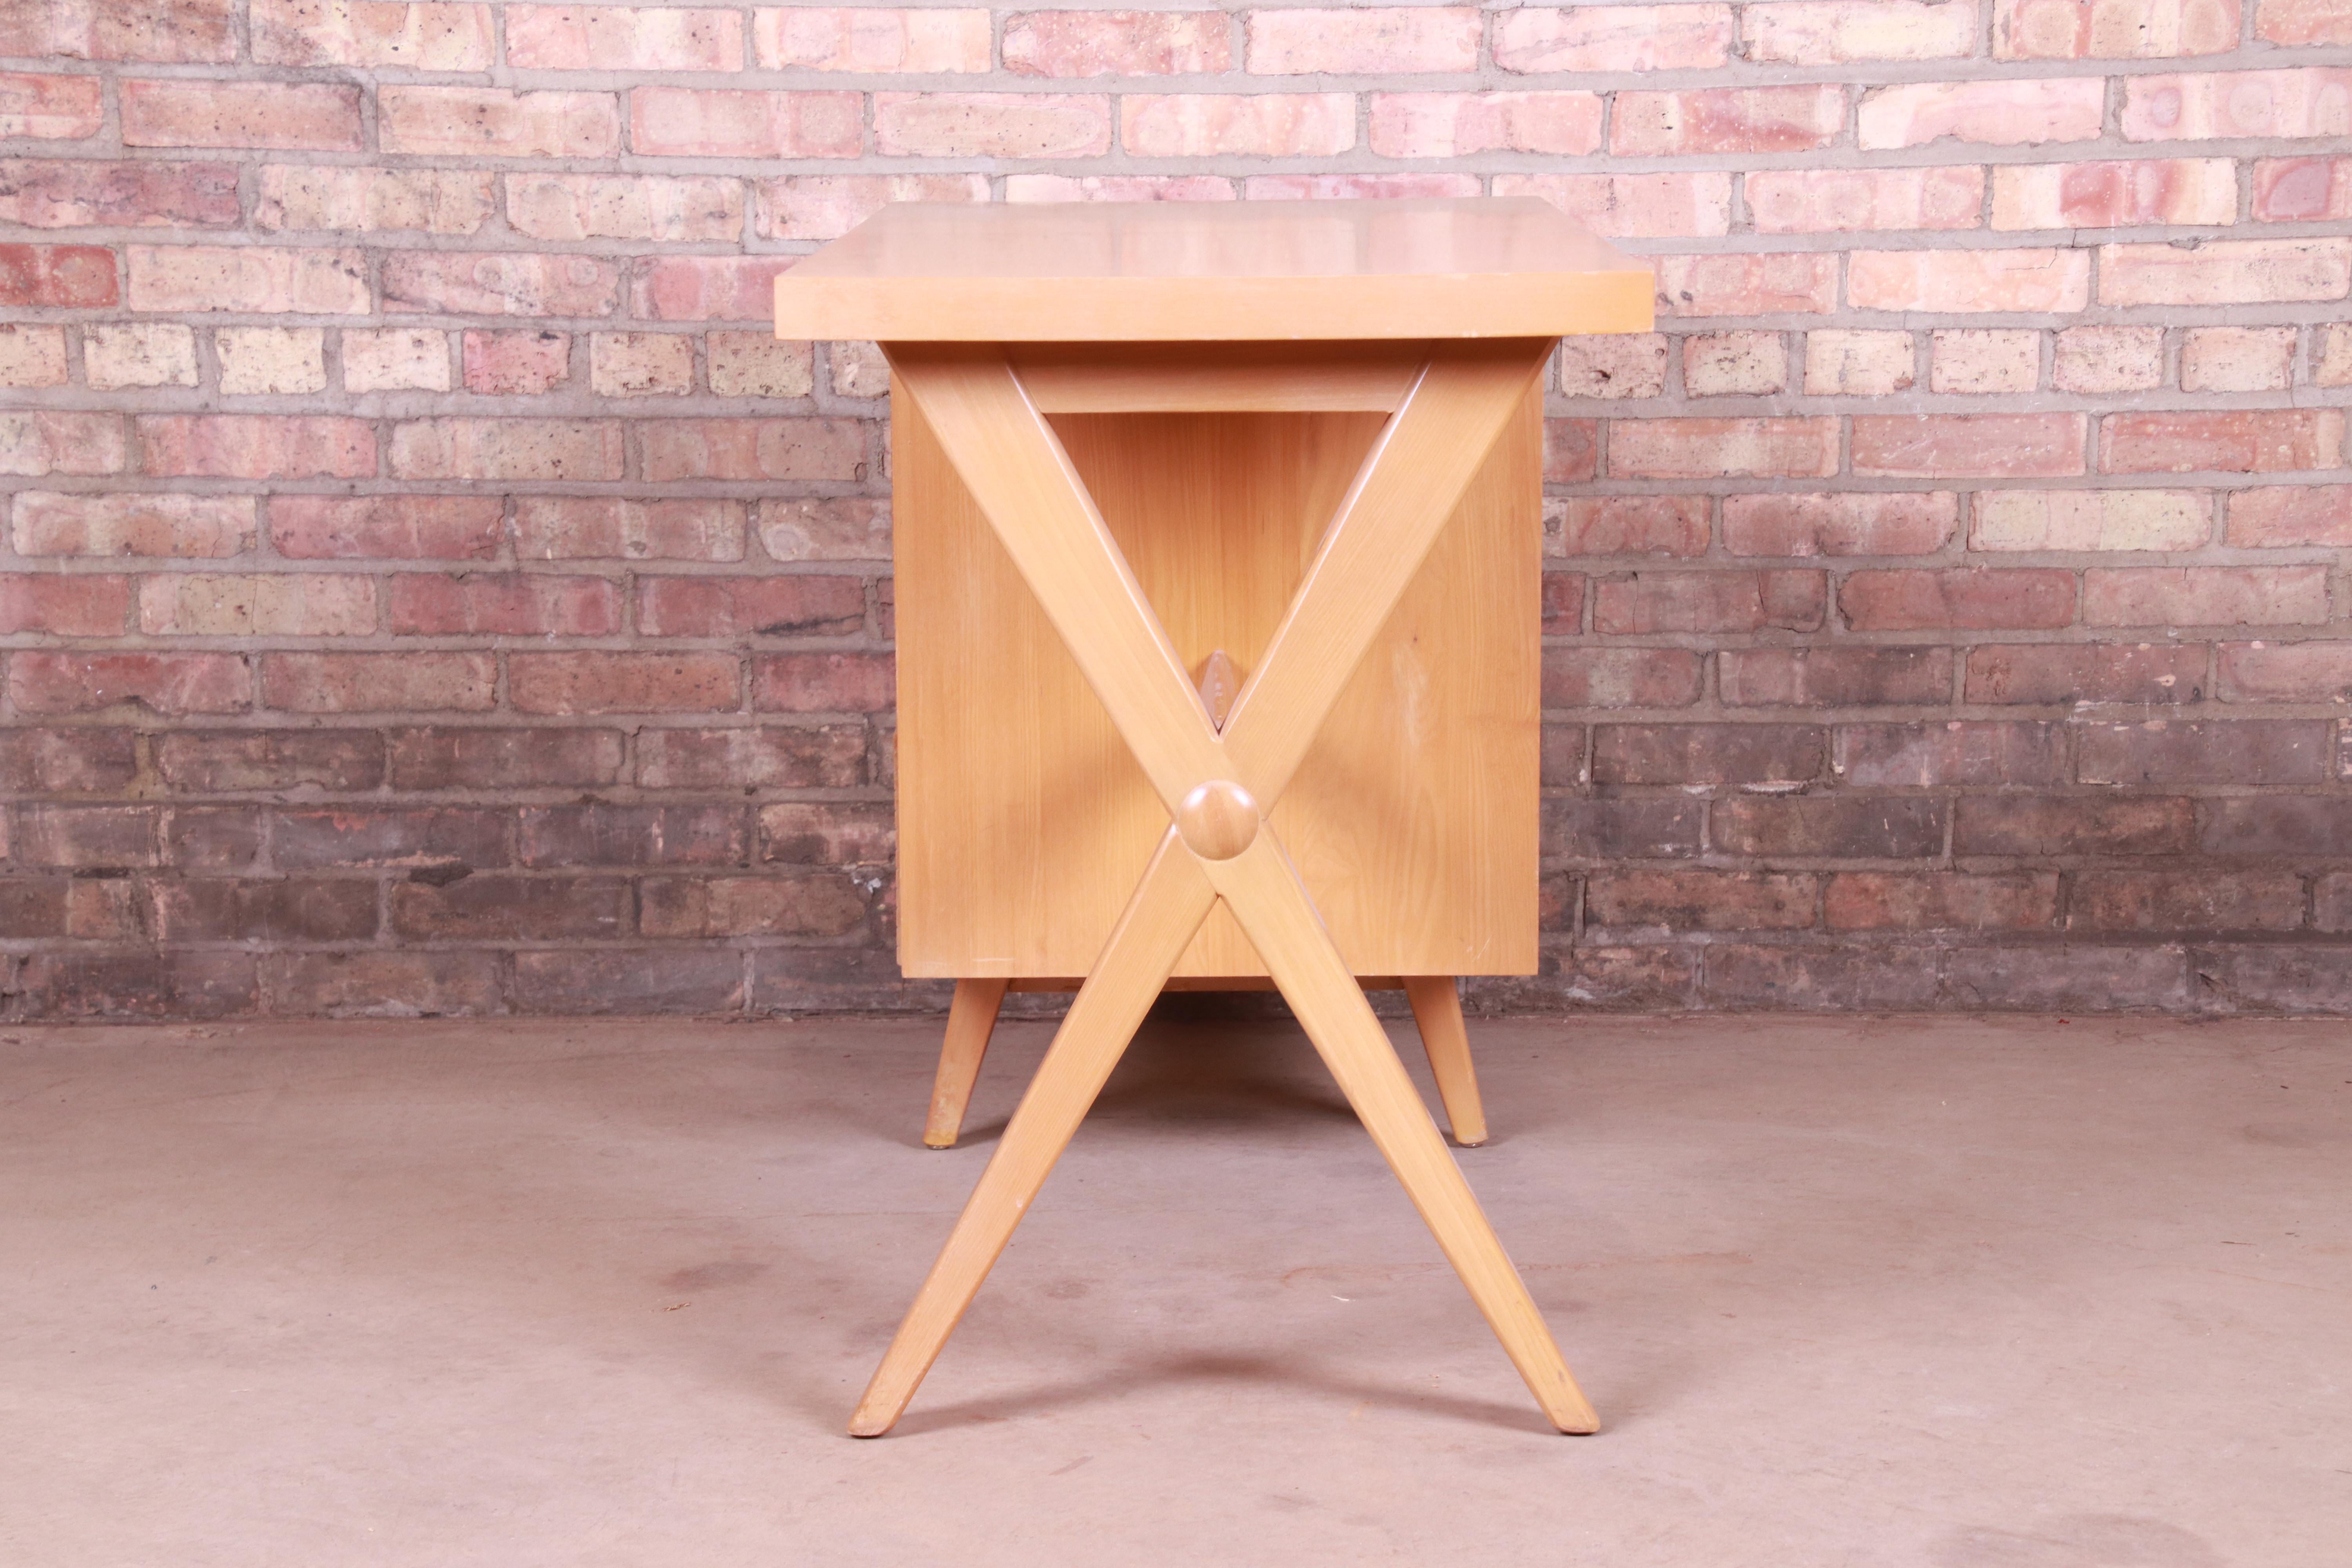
923 978 1009 1149
851 836 1216 1437
1210 837 1597 1434
1404 976 1487 1147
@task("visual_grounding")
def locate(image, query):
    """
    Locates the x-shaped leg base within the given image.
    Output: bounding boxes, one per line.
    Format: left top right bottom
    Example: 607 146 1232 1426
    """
851 338 1595 1437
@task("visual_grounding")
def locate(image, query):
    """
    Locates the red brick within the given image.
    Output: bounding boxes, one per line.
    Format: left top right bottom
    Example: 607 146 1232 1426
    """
2076 719 2328 784
384 252 617 319
2102 411 2346 474
153 879 378 944
1954 795 2194 856
1494 5 1733 71
1593 570 1827 634
2099 239 2352 305
260 952 501 1018
1993 158 2238 228
455 330 565 396
1849 248 2089 313
1494 172 1729 239
1683 331 1788 396
18 954 255 1020
508 5 739 69
387 419 621 482
757 499 889 563
1243 174 1479 201
0 411 125 475
382 87 620 158
1827 872 2059 931
270 808 505 870
1122 94 1351 157
1839 721 2067 786
1540 648 1706 708
1544 420 1598 482
2226 485 2352 546
1011 174 1238 203
1610 418 1841 479
0 74 104 139
629 256 790 322
632 88 860 158
638 576 866 639
510 652 739 715
512 950 745 1015
249 0 490 65
387 573 618 636
0 727 138 792
1853 414 2086 478
120 79 361 150
1858 78 2104 148
1841 568 2076 631
1947 946 2193 1010
2219 641 2352 702
2073 871 2303 933
517 497 744 562
0 573 128 635
505 172 739 245
1997 0 2241 57
2122 69 2352 140
1543 798 1703 862
0 243 114 306
760 803 895 866
139 573 374 638
138 416 376 480
1369 93 1604 158
263 653 495 714
0 159 239 228
1749 0 1981 60
754 652 895 713
1965 643 2208 704
521 804 746 867
393 875 628 940
2253 157 2352 222
389 728 623 791
154 730 382 791
9 651 249 715
639 419 867 483
1592 723 1827 785
754 7 991 71
1703 944 1945 1010
1654 254 1838 317
1004 10 1231 74
1541 572 1585 634
127 244 366 314
635 726 866 789
1612 86 1844 156
1719 795 1947 858
2199 796 2352 853
877 91 1118 157
1723 492 1957 556
267 496 497 562
2085 566 2330 626
1587 870 1819 931
1748 166 1984 233
1244 7 1479 72
2258 0 2352 42
1721 646 1953 707
753 174 989 242
13 492 248 558
641 874 869 940
1551 496 1709 558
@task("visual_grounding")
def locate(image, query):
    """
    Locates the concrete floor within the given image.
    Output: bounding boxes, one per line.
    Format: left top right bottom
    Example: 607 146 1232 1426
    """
1 1011 2347 1567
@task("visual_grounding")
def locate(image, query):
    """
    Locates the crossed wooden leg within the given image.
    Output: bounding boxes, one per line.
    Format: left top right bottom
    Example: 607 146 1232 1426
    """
852 337 1594 1436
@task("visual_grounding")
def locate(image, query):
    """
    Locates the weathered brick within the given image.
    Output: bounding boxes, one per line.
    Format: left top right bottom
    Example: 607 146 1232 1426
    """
630 256 791 322
2074 871 2303 933
512 949 745 1014
1550 496 1708 558
1802 330 1917 396
392 874 627 940
1842 568 2076 630
1853 414 2086 478
2181 327 2297 393
258 165 494 235
635 726 865 789
2191 946 2352 1016
1946 945 2190 1011
508 5 739 69
138 416 376 480
385 253 617 318
261 952 501 1017
1541 648 1706 708
1593 570 1827 634
0 243 115 306
2076 720 2328 784
508 173 742 245
0 158 240 228
2122 69 2352 140
1826 872 2059 930
1494 5 1733 71
269 496 495 561
382 87 620 158
263 652 495 714
1010 173 1239 203
1931 330 2041 395
1972 489 2208 551
462 330 572 396
1860 77 2105 148
1682 332 1788 396
1588 870 1819 931
1953 795 2194 855
831 341 891 397
2258 0 2352 43
633 87 863 158
9 651 249 715
1720 646 1954 706
2225 485 2352 547
1554 335 1668 401
2253 157 2352 223
18 804 256 871
0 74 104 139
1718 795 1947 858
1837 722 2065 785
1541 572 1586 634
1850 248 2089 313
1654 254 1839 317
1991 158 2238 228
757 803 893 867
1612 86 1844 156
271 808 505 870
12 491 249 559
153 878 377 943
1996 0 2241 58
156 730 381 792
18 953 256 1020
638 576 866 639
128 245 363 314
1592 724 1827 785
2100 239 2352 305
1543 797 1704 860
215 327 327 396
2198 795 2352 854
510 653 740 716
755 653 896 713
753 174 988 242
1749 1 1980 60
252 0 492 66
140 573 376 637
0 412 127 476
708 334 815 398
640 873 869 939
639 419 867 483
1245 173 1480 201
2102 410 2346 474
2054 325 2163 392
2219 641 2352 702
1369 94 1605 159
1609 418 1840 479
84 323 199 390
0 574 127 635
515 497 744 561
1122 94 1351 157
589 333 692 398
120 79 361 150
1965 643 2208 704
1749 167 1984 233
389 728 622 791
518 804 747 869
0 728 138 792
1544 420 1599 482
1245 7 1479 73
2085 565 2330 626
387 573 617 637
755 7 990 71
1004 9 1231 74
387 419 622 482
343 329 454 394
1704 943 1945 1010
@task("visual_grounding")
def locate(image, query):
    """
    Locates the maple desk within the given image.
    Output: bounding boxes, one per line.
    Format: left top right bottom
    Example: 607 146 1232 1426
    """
775 198 1652 1436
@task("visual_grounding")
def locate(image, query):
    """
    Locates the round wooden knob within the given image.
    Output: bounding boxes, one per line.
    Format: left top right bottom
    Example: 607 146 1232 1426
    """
1176 780 1259 861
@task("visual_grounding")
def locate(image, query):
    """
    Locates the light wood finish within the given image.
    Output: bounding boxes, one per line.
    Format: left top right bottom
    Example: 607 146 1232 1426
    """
1014 342 1424 413
1405 976 1488 1148
1193 650 1241 730
851 833 1217 1438
891 351 1543 980
1205 838 1596 1433
1174 780 1259 862
1004 976 1407 993
857 338 1596 1437
774 199 1655 342
922 978 1008 1151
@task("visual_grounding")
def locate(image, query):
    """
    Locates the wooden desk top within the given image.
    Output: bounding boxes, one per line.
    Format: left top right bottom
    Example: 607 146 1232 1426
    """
772 198 1654 342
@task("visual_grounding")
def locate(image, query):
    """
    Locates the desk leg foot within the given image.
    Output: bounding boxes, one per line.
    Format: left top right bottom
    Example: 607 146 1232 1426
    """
1212 839 1598 1435
924 978 1009 1149
851 837 1215 1437
1405 976 1486 1147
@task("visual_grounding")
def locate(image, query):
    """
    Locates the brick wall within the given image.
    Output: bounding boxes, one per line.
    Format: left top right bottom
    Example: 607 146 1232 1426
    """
1 0 2348 1020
